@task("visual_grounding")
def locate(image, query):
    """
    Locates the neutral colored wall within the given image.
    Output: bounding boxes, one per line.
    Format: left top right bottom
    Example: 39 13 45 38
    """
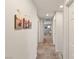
38 19 43 42
53 15 56 46
69 3 74 59
63 0 74 59
63 5 69 59
5 0 39 59
53 12 63 52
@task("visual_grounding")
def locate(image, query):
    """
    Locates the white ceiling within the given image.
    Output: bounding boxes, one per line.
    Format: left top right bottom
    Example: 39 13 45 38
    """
33 0 64 18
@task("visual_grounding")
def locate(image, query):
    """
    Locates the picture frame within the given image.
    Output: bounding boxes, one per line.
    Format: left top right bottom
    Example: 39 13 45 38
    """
23 18 32 29
14 14 23 29
14 14 32 30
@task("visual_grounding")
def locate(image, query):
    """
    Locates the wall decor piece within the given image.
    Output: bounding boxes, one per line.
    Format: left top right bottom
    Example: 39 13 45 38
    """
14 9 32 30
27 19 32 29
14 14 23 29
14 14 32 29
23 18 28 28
23 19 32 29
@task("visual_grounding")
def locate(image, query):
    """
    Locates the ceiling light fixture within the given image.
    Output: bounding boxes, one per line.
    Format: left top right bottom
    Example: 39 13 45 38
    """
59 5 63 8
47 25 51 28
46 13 49 16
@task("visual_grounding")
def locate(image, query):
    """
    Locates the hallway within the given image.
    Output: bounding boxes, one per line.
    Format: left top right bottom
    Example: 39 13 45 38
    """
5 0 74 59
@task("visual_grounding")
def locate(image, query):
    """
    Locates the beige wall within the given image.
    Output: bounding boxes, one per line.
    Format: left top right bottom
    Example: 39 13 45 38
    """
38 19 44 42
69 3 74 59
53 12 64 52
63 4 69 59
63 0 74 59
53 15 56 45
5 0 39 59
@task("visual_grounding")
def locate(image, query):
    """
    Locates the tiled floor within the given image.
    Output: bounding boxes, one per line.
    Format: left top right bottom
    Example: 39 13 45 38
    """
36 41 59 59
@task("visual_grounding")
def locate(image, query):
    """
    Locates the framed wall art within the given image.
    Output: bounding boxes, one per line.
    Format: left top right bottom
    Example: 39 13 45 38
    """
23 19 32 29
14 14 23 29
14 14 32 30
